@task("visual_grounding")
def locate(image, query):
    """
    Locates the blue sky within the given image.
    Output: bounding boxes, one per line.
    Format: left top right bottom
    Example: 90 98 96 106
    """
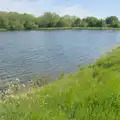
0 0 119 18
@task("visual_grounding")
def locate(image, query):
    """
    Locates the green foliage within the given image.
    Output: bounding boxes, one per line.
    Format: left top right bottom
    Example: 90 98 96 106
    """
72 18 81 27
0 11 120 30
37 12 60 27
1 47 120 119
85 17 98 27
106 16 119 27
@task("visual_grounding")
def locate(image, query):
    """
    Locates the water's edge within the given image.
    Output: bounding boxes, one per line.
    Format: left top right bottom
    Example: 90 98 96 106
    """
1 27 120 32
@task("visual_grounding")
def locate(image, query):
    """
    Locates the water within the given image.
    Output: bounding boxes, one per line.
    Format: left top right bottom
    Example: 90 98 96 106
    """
0 30 120 86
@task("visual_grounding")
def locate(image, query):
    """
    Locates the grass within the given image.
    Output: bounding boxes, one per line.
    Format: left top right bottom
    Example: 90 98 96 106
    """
0 29 7 32
1 47 120 119
38 27 120 31
2 27 120 32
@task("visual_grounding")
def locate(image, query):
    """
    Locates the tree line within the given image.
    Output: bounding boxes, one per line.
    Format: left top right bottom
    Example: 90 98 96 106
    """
0 11 120 30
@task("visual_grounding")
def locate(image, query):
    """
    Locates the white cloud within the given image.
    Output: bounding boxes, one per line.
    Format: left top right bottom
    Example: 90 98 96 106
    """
0 0 94 18
0 0 53 15
52 4 94 18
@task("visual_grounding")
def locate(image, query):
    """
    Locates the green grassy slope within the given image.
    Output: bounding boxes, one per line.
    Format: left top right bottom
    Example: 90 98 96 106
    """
1 47 120 120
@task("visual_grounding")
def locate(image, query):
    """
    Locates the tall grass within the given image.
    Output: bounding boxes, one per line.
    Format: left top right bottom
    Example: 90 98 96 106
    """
1 47 120 119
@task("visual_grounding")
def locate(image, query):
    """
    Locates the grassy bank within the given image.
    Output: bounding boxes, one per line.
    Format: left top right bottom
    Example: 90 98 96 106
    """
2 27 120 32
1 47 120 119
0 29 7 32
38 27 120 30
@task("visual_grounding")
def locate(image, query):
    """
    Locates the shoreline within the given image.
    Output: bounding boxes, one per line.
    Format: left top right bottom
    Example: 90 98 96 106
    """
0 46 118 93
1 27 120 32
38 27 120 31
1 46 120 119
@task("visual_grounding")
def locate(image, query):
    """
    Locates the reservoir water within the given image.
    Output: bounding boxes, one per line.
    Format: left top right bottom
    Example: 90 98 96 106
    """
0 30 120 86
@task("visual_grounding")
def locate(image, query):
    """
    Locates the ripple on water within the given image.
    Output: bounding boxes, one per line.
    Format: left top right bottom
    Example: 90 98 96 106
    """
0 30 120 87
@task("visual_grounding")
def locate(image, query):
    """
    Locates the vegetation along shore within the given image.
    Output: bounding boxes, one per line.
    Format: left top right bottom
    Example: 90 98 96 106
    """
0 11 120 31
1 27 120 32
0 46 120 119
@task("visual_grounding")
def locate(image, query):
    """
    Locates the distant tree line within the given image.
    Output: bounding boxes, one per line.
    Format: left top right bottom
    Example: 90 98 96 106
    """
0 11 120 30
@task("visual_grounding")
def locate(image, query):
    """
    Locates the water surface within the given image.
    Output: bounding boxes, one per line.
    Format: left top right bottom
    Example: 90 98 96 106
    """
0 30 120 86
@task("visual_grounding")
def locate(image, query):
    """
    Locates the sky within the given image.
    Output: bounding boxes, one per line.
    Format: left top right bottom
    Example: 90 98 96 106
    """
0 0 119 18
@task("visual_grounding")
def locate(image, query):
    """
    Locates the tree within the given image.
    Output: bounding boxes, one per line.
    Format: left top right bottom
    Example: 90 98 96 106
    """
106 16 119 27
37 12 60 27
72 18 81 27
56 15 74 27
80 19 88 27
84 17 98 27
56 17 69 27
0 11 119 30
95 19 107 27
24 21 38 30
0 16 9 29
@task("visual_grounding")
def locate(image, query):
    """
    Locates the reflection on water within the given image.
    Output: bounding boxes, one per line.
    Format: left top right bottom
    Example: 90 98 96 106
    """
0 30 120 86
